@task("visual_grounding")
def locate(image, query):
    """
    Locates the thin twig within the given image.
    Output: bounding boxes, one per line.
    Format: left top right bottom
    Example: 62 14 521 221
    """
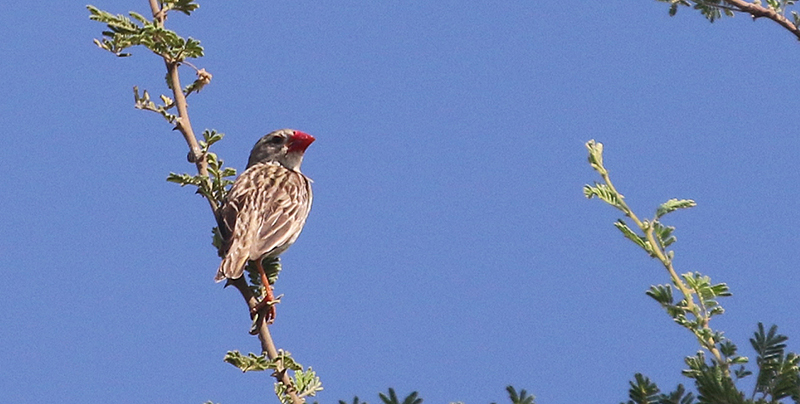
721 0 800 39
229 277 300 401
145 2 302 403
596 156 727 372
147 0 217 215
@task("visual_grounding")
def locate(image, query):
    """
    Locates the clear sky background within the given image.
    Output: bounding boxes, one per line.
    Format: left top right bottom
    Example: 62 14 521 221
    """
2 1 800 403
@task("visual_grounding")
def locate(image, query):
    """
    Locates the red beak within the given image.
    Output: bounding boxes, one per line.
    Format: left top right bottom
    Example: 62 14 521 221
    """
288 130 315 152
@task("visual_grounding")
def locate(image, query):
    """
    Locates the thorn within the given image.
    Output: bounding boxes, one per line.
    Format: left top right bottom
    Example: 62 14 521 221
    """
187 150 204 163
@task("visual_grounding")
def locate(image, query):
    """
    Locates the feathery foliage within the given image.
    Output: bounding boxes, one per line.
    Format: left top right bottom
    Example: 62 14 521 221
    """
379 389 422 404
88 2 315 403
87 3 202 60
167 129 237 209
654 0 800 40
504 386 535 404
586 141 800 404
224 350 323 404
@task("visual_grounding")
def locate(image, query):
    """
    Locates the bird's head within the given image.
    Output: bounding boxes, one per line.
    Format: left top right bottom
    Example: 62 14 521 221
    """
247 129 315 171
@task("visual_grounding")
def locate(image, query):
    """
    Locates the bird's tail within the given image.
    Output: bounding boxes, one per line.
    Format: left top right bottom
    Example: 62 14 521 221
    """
215 253 247 282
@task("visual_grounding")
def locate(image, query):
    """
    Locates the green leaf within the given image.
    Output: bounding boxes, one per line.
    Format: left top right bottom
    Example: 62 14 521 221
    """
751 323 788 362
167 129 235 208
730 357 749 365
652 220 677 248
379 389 422 404
646 284 674 305
294 367 324 399
161 0 200 15
88 5 146 56
623 373 660 404
614 219 651 253
646 284 692 321
182 37 204 58
134 86 177 123
719 340 739 358
585 139 607 175
224 349 302 374
654 0 744 22
584 183 626 212
340 398 368 404
733 365 752 380
223 350 271 372
506 386 535 404
88 5 203 62
709 283 731 297
750 322 799 400
691 363 745 403
656 384 694 404
656 199 696 219
166 172 201 186
128 11 148 25
273 356 321 404
682 273 731 317
200 129 224 151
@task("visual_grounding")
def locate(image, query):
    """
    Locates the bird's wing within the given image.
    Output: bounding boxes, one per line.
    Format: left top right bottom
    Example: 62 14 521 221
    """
214 164 312 282
252 167 312 258
214 165 261 281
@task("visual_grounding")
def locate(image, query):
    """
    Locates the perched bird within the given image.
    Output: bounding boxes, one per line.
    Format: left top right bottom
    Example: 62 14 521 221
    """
215 129 315 322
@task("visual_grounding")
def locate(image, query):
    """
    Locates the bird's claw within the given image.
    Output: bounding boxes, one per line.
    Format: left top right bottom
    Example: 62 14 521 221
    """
250 295 281 324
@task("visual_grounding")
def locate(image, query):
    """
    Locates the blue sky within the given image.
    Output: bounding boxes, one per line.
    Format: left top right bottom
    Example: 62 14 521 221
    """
2 1 800 403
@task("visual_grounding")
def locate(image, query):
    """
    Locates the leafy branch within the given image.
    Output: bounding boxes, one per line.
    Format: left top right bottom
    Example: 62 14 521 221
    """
166 129 236 211
584 139 730 368
379 389 422 404
585 141 800 404
88 2 306 403
339 386 535 404
656 0 800 40
584 141 728 365
621 324 800 404
224 350 323 404
87 4 202 61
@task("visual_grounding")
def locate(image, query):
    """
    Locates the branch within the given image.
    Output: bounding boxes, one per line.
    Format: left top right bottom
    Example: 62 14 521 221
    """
143 2 302 403
229 277 300 402
146 0 217 216
723 0 800 40
584 141 727 372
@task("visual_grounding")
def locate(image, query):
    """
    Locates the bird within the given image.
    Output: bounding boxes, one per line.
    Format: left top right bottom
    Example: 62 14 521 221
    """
215 129 315 323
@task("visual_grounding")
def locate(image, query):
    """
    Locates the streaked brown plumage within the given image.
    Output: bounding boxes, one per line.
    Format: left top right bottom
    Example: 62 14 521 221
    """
215 129 314 321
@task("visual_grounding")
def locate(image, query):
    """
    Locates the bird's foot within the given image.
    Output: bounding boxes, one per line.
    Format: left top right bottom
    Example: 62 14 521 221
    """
250 289 281 324
248 297 279 334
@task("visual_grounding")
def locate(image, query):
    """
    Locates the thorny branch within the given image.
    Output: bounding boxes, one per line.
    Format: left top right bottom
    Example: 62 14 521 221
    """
146 0 214 213
721 0 800 39
585 141 727 373
144 1 302 403
229 277 300 401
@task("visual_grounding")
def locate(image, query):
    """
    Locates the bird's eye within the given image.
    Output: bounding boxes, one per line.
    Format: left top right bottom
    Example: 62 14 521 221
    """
267 135 285 145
